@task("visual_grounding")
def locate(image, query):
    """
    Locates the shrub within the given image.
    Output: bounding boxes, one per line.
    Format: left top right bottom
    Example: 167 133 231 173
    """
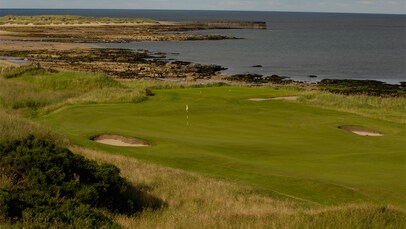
0 135 143 228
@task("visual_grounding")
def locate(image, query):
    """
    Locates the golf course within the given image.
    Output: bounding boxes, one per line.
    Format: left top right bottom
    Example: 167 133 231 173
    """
1 11 405 227
39 85 406 208
0 63 405 227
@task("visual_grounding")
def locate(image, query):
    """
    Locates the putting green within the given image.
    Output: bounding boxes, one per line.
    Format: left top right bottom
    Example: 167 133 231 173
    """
40 86 406 207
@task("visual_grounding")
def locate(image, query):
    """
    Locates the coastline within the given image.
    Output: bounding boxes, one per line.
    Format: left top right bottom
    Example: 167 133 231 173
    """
1 14 406 228
0 15 404 94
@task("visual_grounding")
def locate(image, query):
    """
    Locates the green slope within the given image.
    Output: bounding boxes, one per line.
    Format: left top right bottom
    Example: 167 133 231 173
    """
39 86 406 207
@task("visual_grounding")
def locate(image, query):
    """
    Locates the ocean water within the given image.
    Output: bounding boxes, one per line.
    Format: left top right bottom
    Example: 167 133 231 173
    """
1 9 405 83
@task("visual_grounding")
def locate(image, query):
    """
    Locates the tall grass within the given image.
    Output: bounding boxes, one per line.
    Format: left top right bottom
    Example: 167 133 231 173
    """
19 71 122 91
0 110 60 142
299 91 406 124
1 64 49 79
0 77 75 110
0 67 150 113
72 146 406 229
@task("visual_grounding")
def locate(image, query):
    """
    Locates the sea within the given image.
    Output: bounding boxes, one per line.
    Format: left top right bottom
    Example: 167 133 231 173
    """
1 9 405 84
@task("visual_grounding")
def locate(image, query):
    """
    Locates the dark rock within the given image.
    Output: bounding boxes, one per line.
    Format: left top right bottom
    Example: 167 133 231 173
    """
226 74 292 84
172 61 192 65
318 79 406 96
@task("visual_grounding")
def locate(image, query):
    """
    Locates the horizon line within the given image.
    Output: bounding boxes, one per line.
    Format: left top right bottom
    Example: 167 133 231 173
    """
0 8 405 16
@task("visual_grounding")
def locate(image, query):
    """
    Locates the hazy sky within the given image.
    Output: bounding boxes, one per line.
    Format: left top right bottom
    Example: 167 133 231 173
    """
1 0 405 14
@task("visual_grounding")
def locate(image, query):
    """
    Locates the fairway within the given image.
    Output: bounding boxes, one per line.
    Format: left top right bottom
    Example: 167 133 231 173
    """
40 86 406 207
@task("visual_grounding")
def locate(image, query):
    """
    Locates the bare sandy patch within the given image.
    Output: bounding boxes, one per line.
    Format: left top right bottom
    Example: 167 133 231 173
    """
91 134 149 147
0 41 91 51
248 98 272 101
271 96 299 101
248 96 299 101
338 126 384 137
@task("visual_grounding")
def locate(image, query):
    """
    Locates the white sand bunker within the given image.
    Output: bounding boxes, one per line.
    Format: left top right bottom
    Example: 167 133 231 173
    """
338 126 384 137
248 96 299 101
248 98 272 101
91 134 149 147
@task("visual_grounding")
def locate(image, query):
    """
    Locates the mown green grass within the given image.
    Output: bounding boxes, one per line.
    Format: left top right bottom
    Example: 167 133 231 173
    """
39 86 406 208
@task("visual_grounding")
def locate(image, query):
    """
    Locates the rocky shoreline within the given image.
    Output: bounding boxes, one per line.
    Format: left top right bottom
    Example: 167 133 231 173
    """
1 16 404 97
0 16 267 43
0 48 226 79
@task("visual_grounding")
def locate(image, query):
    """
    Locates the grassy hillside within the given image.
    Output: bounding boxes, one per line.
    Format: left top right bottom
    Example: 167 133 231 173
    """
39 86 406 207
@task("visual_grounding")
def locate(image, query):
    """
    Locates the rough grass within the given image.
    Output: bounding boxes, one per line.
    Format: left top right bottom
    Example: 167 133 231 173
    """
0 110 59 142
18 71 122 91
73 146 406 229
0 77 75 110
0 67 149 113
300 91 406 124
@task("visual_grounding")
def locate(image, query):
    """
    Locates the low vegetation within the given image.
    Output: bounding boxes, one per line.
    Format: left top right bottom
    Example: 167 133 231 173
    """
0 15 156 25
0 64 152 114
318 79 406 96
300 91 406 123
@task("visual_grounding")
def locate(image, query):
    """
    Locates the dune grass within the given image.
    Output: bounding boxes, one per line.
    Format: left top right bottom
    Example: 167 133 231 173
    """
300 91 406 124
0 67 150 113
0 110 60 144
0 15 156 25
39 86 406 208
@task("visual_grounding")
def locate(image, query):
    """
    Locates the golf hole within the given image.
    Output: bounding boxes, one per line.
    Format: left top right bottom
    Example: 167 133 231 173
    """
91 134 150 147
338 126 384 137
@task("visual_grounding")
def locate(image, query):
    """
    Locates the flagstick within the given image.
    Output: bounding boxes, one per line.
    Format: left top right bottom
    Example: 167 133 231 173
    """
186 105 189 127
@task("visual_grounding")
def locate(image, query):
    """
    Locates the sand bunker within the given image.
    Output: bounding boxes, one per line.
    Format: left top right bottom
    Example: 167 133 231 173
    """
91 134 149 147
248 96 299 101
338 126 384 137
248 98 272 101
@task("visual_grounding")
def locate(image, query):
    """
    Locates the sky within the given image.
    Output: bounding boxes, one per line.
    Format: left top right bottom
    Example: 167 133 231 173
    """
0 0 405 14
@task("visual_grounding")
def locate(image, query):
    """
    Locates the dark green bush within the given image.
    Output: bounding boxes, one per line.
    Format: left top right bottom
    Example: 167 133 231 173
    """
0 135 143 228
